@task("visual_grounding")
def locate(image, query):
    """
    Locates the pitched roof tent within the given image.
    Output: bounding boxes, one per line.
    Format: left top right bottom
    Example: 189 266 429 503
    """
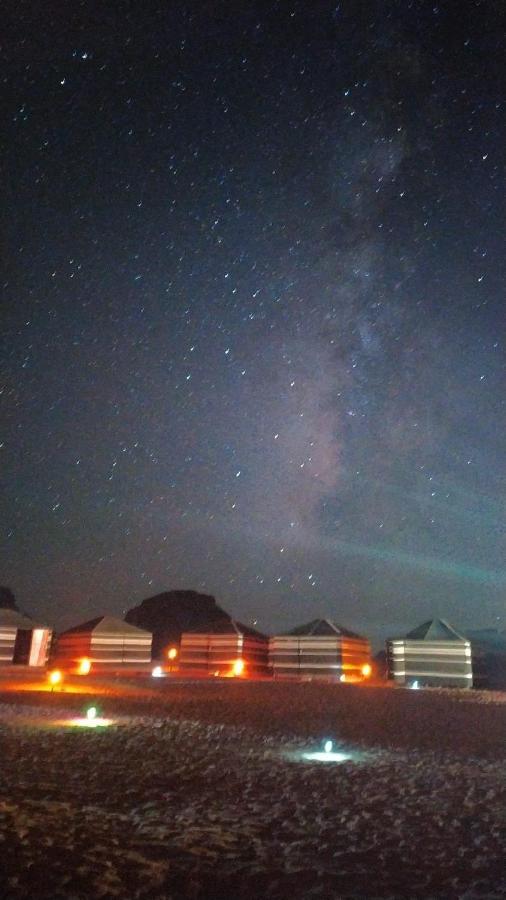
387 617 473 688
56 615 152 667
0 608 52 666
185 618 267 639
0 608 47 630
269 618 371 680
179 618 269 675
404 618 467 642
286 618 364 639
60 615 151 636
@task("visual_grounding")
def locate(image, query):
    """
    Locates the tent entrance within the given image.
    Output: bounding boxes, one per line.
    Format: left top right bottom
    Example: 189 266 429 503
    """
12 628 50 666
13 629 32 664
29 629 50 666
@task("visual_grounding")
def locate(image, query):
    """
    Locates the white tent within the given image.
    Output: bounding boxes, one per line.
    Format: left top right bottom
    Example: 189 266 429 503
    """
56 615 152 667
0 608 52 666
387 619 473 688
269 618 371 681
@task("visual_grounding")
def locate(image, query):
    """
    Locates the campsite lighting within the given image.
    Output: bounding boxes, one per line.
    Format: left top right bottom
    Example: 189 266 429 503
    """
411 680 420 690
70 713 114 728
167 647 178 661
64 703 114 728
302 745 351 763
232 658 245 677
152 666 163 678
339 673 347 682
287 738 363 765
303 750 351 763
361 663 372 678
48 669 62 689
78 657 91 675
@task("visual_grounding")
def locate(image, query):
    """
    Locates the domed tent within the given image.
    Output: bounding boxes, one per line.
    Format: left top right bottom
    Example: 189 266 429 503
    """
387 618 472 688
0 607 52 666
56 615 152 668
179 619 269 676
269 618 371 681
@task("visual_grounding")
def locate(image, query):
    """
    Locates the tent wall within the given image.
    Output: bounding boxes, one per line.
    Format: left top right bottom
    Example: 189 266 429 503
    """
57 631 151 665
269 635 370 679
89 631 152 665
179 632 268 675
55 633 93 664
387 639 473 687
0 625 51 666
0 626 16 664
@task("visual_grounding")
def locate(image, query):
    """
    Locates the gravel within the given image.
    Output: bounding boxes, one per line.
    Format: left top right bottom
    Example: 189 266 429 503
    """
0 682 505 899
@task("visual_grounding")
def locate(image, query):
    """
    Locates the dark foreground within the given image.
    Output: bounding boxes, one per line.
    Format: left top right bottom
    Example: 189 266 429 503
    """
0 679 505 899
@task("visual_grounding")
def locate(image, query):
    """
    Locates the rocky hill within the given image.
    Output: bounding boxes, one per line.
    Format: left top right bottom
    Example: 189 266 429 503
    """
0 586 18 610
124 589 232 658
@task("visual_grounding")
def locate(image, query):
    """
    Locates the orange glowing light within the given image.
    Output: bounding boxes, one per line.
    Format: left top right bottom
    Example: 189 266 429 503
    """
361 663 372 678
48 669 62 686
78 658 91 675
232 658 245 677
167 647 178 661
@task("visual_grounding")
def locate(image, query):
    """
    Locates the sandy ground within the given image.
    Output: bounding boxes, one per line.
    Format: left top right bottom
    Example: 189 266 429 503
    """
0 679 505 899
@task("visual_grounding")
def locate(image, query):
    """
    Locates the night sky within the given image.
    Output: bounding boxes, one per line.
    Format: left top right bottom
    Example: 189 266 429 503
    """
2 1 506 643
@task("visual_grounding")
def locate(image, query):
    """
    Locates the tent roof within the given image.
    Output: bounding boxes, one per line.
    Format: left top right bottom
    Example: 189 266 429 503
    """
285 618 364 639
0 607 48 630
404 618 467 642
60 615 152 637
186 618 267 639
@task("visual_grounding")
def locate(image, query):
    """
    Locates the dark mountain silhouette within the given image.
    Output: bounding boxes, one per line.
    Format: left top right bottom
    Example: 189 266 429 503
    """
468 629 506 690
124 589 232 659
0 586 18 610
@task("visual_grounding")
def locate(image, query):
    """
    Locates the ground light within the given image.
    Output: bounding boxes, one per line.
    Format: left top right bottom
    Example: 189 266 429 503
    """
48 669 62 690
152 665 164 678
284 739 361 763
68 705 115 728
232 658 245 676
300 739 353 763
78 657 91 675
361 663 372 678
284 738 357 765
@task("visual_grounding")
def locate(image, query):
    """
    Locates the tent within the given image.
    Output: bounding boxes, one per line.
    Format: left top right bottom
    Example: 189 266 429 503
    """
387 618 473 688
179 619 269 676
56 615 152 667
269 618 371 681
0 607 52 666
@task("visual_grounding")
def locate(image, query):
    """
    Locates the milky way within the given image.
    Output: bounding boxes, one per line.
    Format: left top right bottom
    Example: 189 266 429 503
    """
2 2 506 642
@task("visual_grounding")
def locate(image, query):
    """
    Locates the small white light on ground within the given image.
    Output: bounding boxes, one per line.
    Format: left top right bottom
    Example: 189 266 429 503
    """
152 666 164 678
283 745 367 766
86 706 97 720
69 716 114 728
302 750 351 762
410 680 420 690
